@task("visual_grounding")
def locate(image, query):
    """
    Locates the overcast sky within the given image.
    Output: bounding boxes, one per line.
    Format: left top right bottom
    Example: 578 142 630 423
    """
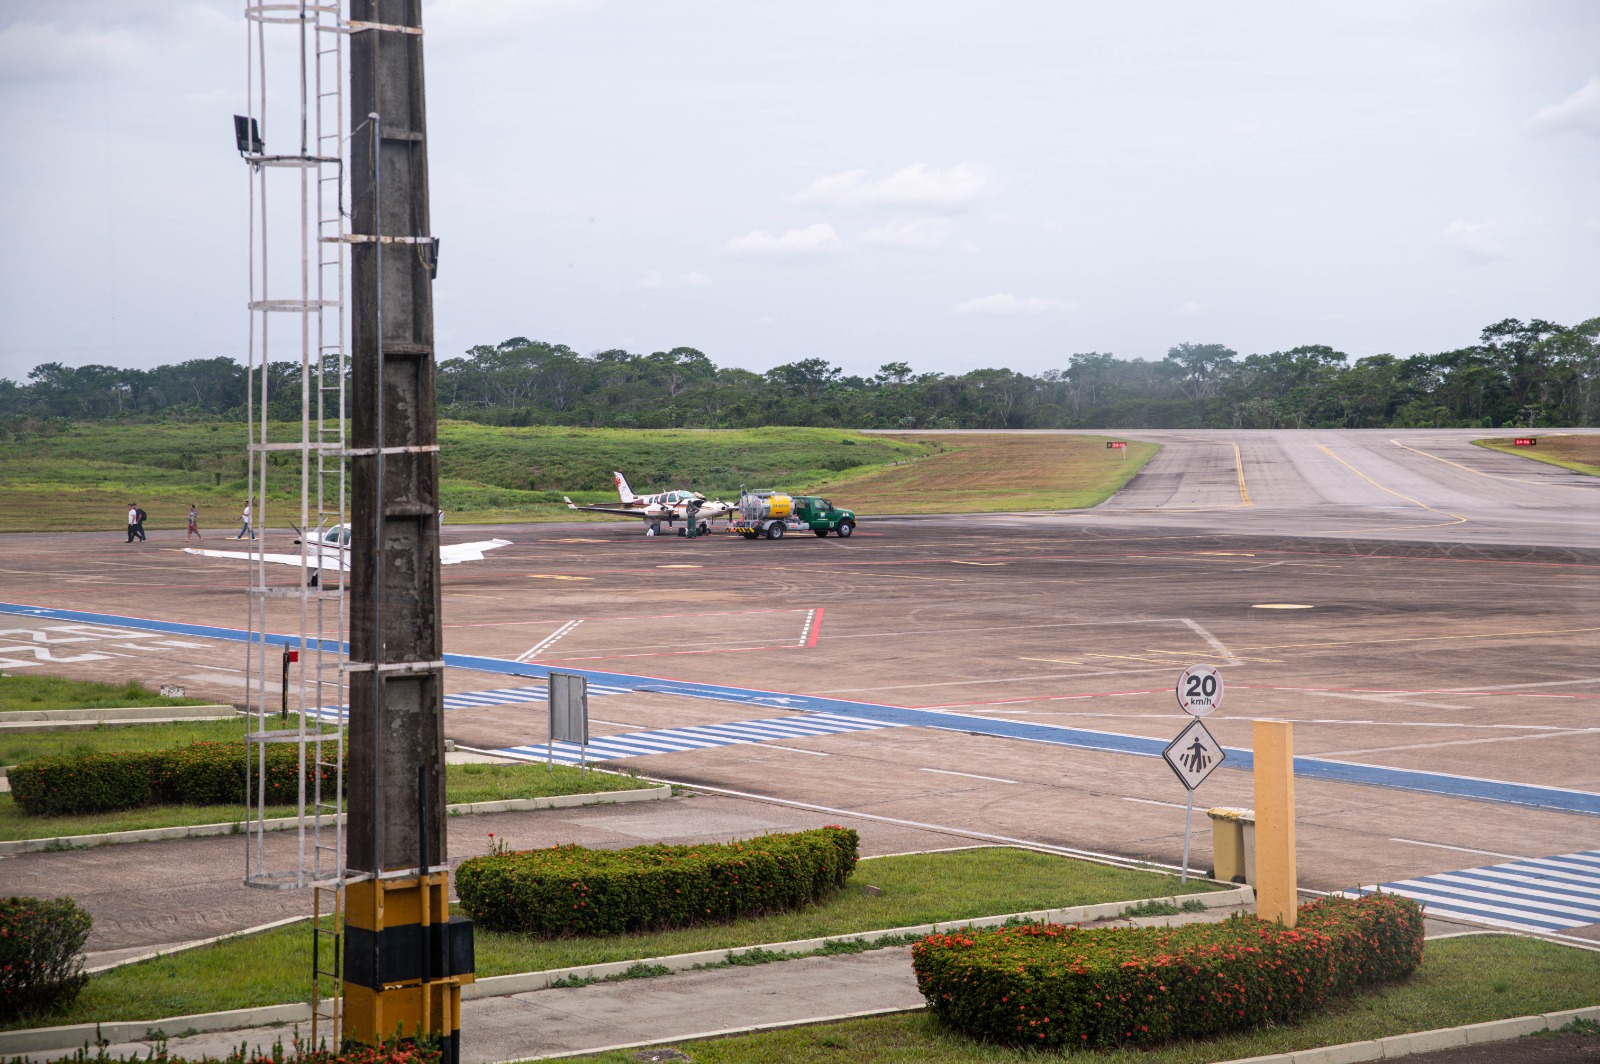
1 0 1596 382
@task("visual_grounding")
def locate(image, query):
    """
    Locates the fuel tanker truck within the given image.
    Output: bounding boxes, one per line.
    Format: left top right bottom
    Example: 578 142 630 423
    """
731 489 857 539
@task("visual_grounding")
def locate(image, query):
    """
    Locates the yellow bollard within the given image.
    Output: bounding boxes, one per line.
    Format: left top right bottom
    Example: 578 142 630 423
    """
1252 720 1297 926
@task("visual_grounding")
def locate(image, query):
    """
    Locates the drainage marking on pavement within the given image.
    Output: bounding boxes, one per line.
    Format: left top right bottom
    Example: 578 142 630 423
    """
1346 850 1600 933
496 712 900 764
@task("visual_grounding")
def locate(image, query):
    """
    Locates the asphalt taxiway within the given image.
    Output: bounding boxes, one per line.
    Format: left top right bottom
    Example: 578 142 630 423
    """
1 428 1597 947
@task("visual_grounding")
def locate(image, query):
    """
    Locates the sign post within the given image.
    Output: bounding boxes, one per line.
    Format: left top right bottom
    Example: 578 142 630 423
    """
1165 664 1227 881
548 672 589 777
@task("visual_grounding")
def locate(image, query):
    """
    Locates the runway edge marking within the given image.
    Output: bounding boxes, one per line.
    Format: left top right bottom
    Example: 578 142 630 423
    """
2 600 1596 817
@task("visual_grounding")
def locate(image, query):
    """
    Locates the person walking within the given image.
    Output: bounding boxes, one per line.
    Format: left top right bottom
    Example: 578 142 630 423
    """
187 504 202 542
134 504 148 542
236 500 255 540
126 503 140 543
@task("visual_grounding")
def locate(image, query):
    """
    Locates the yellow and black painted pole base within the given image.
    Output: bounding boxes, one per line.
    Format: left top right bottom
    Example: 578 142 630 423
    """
343 873 475 1064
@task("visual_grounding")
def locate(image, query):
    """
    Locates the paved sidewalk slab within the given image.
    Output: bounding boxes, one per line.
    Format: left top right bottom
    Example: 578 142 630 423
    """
67 948 924 1064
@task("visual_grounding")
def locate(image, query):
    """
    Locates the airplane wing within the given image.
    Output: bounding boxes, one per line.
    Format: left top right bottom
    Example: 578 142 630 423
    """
440 539 513 565
564 497 653 519
182 547 347 571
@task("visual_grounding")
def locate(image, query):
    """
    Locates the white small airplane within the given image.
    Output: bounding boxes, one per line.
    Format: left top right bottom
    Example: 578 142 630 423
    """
564 472 734 536
184 523 512 578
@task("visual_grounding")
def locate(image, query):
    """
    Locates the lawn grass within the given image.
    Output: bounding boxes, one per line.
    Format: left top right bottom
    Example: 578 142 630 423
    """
0 717 262 767
0 423 936 531
568 935 1600 1064
5 848 1216 1029
0 675 205 715
1473 434 1600 476
0 761 645 842
828 433 1159 513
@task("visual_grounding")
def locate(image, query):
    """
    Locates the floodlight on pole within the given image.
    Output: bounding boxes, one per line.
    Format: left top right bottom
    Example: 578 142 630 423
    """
233 115 264 156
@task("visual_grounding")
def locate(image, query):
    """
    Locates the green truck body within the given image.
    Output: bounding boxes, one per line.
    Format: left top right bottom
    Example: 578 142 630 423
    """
731 491 857 539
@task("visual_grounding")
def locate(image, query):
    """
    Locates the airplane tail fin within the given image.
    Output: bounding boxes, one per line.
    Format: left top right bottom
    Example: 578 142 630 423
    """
614 471 637 503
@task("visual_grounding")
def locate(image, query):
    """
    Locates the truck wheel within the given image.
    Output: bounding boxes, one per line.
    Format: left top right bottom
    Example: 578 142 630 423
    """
837 521 855 537
766 523 784 540
742 531 758 540
814 529 829 537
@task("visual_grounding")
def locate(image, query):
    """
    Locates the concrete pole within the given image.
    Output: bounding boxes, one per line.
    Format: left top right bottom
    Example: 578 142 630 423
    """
347 0 444 880
1252 719 1298 926
345 4 470 1060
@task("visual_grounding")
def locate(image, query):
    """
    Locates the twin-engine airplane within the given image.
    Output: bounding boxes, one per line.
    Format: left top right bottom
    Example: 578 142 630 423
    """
565 472 734 535
184 524 512 578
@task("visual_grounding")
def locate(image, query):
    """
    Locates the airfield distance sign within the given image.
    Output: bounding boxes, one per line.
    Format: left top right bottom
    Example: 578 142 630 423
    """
1176 663 1224 716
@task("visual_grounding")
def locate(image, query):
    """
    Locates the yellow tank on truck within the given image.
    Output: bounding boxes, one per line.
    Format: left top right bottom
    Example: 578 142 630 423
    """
766 494 793 519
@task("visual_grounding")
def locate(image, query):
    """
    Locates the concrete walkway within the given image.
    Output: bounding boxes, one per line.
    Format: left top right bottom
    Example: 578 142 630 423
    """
69 947 923 1064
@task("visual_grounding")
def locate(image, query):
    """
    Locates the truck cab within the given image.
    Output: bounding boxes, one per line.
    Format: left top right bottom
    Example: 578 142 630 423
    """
791 496 856 537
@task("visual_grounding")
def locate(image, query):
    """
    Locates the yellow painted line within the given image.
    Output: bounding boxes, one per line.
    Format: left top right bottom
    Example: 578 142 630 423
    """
1316 444 1466 525
950 560 1007 566
1232 441 1252 506
1020 657 1087 666
657 564 703 568
1229 625 1600 654
527 574 592 581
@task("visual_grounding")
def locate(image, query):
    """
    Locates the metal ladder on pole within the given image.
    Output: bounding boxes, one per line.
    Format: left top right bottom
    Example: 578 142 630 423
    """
240 0 350 1048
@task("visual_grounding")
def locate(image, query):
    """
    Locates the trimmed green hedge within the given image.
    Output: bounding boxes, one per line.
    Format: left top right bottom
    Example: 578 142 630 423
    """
8 741 341 816
0 896 92 1021
456 826 859 936
911 892 1425 1050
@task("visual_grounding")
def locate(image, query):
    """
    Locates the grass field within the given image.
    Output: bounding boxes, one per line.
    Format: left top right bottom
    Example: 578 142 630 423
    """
0 423 936 532
829 433 1158 513
1473 433 1600 476
0 675 205 715
0 761 644 842
2 847 1214 1029
568 936 1600 1064
0 716 263 766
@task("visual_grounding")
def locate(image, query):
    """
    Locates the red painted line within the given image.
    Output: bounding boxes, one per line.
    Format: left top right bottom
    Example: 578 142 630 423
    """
444 606 808 629
805 606 825 648
543 643 804 663
1234 684 1600 700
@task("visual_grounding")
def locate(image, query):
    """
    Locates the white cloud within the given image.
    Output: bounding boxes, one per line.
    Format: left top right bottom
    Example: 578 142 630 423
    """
1528 76 1600 137
795 163 991 210
723 223 844 258
428 0 595 44
1174 300 1207 316
1441 220 1506 261
0 20 145 83
954 293 1066 316
635 269 711 289
858 217 952 251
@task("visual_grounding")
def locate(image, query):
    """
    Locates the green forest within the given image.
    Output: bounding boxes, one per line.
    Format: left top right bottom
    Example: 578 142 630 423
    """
2 315 1595 432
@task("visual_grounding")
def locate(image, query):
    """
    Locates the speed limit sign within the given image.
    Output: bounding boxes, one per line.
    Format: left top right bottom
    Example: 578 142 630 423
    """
1176 664 1224 716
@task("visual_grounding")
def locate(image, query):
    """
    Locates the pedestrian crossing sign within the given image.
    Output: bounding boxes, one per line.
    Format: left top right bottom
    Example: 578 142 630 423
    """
1163 718 1225 791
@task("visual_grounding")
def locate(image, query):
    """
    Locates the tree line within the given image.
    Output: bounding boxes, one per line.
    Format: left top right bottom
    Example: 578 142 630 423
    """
3 316 1595 433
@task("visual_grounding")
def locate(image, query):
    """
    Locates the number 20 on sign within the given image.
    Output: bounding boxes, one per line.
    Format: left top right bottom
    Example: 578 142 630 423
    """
1177 663 1223 716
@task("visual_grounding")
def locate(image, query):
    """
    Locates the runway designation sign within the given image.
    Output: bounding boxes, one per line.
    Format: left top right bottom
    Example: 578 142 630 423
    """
1176 663 1224 717
1162 718 1225 791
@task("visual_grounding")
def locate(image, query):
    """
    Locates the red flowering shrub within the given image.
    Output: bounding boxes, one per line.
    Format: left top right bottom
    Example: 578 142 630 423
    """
0 896 92 1021
456 826 859 936
911 892 1424 1050
8 743 343 816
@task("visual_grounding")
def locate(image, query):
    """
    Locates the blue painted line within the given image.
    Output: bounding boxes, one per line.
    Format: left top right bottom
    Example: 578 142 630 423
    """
3 599 1598 817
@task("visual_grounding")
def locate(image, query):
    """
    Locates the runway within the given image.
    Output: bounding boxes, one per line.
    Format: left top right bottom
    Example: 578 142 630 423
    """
1 428 1596 942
